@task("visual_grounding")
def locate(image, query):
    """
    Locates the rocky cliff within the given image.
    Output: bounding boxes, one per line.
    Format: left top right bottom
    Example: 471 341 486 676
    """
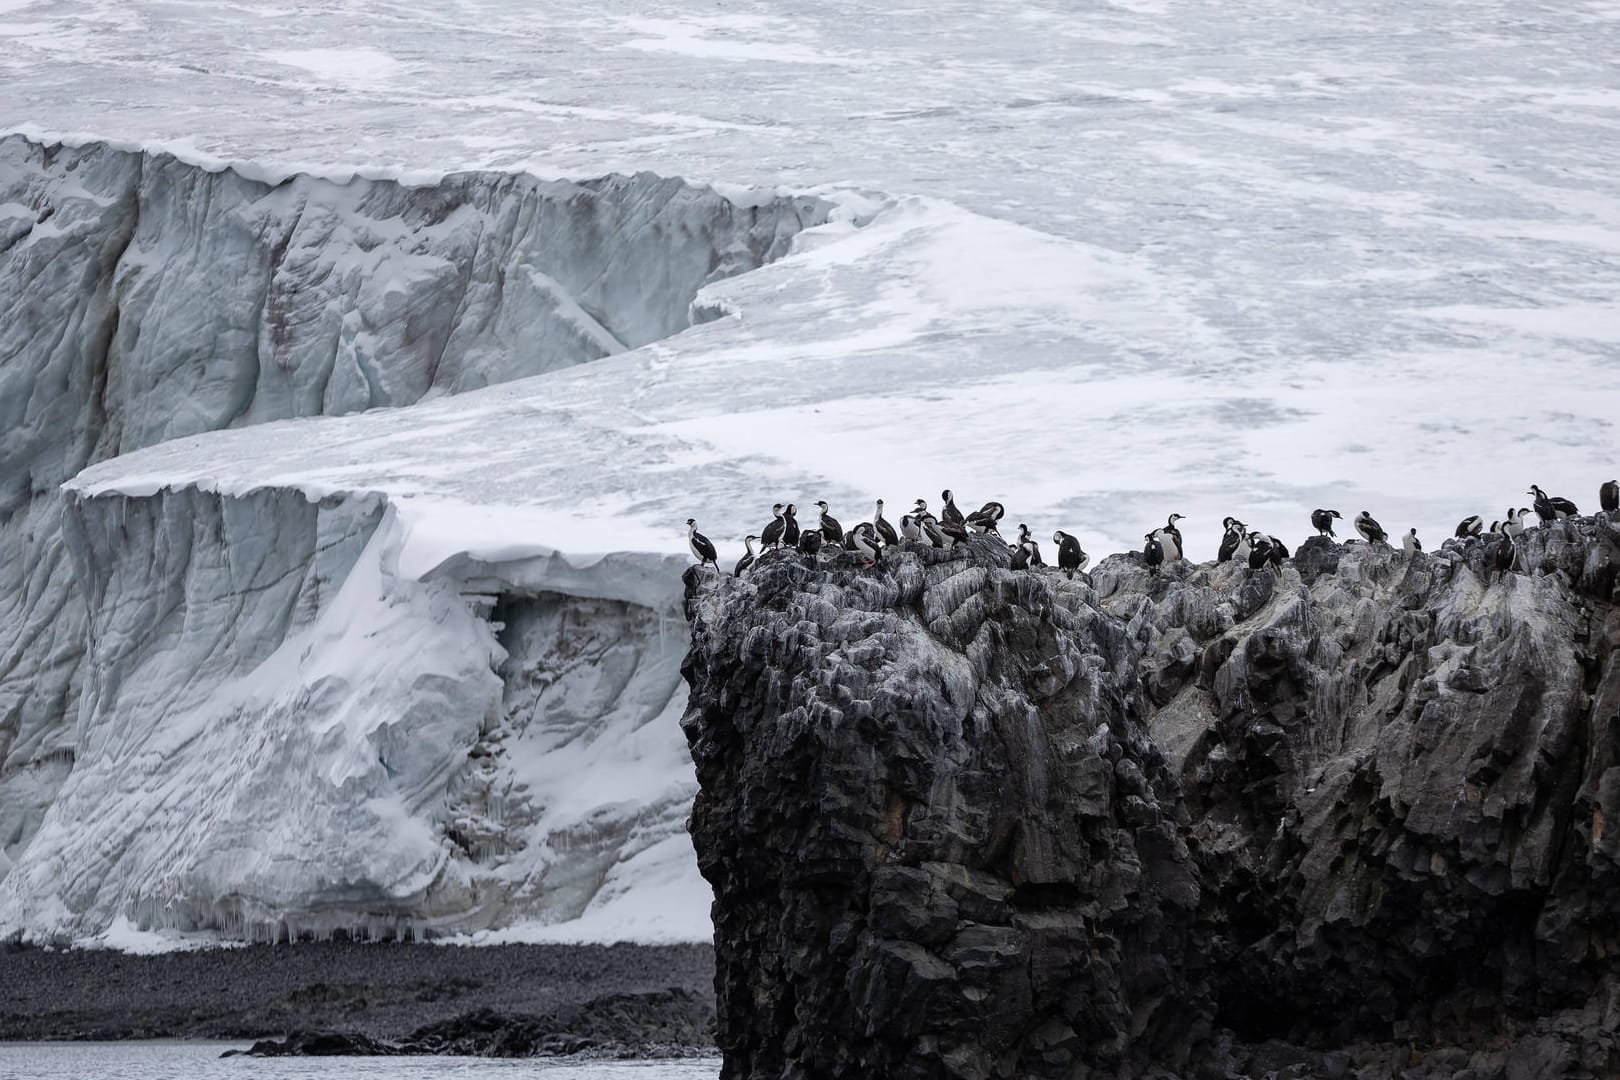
681 516 1620 1079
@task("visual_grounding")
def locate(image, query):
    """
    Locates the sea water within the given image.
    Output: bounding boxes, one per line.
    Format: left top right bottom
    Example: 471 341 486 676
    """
0 1043 720 1080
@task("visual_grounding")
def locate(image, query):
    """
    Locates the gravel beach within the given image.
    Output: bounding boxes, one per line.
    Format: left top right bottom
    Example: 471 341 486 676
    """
0 942 715 1042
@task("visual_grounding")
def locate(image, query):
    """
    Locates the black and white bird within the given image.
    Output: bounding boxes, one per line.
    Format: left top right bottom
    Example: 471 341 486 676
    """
940 489 966 529
798 528 824 557
686 518 718 572
1528 485 1578 524
734 535 759 577
1311 509 1342 538
966 501 1006 534
1246 532 1273 571
1053 531 1089 579
815 501 844 546
760 503 787 550
1230 527 1253 566
1454 515 1483 539
1504 507 1529 537
874 499 900 546
1602 480 1619 513
1486 533 1515 581
1354 510 1388 545
1403 528 1423 557
1143 532 1164 573
850 522 882 566
1013 524 1043 566
900 513 922 544
782 504 802 548
1153 514 1186 563
1218 518 1247 563
920 516 951 549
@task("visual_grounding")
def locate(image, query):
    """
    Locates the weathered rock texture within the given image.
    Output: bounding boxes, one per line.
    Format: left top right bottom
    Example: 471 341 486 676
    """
681 516 1620 1079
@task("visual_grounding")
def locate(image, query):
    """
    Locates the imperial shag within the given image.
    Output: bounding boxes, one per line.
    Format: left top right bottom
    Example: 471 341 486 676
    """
941 489 966 528
966 501 1006 534
734 535 759 577
1053 531 1089 578
798 529 823 557
1528 485 1577 524
815 501 844 546
1504 507 1529 537
1218 518 1246 563
900 513 922 544
1354 511 1388 545
1013 523 1042 566
782 504 802 548
1246 532 1272 571
1143 532 1164 573
1153 513 1185 562
760 503 786 550
1602 480 1619 513
1403 528 1423 557
1487 533 1515 581
874 500 900 546
1454 515 1482 539
686 519 718 572
850 522 882 566
1311 509 1342 538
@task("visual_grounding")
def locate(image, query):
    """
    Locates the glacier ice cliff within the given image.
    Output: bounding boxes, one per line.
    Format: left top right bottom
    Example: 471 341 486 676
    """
681 517 1620 1079
0 132 827 940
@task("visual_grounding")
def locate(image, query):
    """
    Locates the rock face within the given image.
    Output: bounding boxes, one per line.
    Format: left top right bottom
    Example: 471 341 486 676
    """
681 517 1620 1078
0 132 827 887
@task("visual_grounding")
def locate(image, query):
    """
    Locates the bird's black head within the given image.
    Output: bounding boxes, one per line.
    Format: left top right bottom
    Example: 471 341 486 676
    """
1168 513 1184 524
1330 510 1342 519
771 503 784 514
941 489 954 503
686 518 697 527
785 503 797 515
815 500 828 511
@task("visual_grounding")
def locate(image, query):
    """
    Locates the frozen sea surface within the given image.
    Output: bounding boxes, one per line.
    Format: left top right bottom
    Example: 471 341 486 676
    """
0 1043 719 1080
11 0 1617 558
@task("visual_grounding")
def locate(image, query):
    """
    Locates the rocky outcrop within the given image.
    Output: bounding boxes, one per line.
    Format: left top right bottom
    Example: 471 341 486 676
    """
681 515 1620 1079
233 987 714 1058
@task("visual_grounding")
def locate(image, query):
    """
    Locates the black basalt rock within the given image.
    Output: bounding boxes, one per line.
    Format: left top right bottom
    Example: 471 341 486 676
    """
682 518 1620 1078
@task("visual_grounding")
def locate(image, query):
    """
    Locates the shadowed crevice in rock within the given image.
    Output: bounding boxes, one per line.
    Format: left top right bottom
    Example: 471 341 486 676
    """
682 515 1620 1079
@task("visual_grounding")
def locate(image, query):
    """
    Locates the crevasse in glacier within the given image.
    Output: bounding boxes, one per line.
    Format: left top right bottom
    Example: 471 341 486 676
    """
0 133 829 941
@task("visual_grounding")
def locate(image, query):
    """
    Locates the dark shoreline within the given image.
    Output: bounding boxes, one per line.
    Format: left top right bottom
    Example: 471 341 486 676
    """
0 941 715 1044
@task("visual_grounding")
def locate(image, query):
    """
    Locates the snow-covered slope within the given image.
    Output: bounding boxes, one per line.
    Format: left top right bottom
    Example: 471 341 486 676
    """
2 0 1619 944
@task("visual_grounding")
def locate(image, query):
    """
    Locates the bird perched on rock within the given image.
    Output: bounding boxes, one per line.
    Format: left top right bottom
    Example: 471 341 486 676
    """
940 490 966 528
1230 527 1253 566
1053 531 1089 579
1504 507 1529 537
782 504 802 549
874 499 900 546
1404 528 1423 557
1528 484 1578 524
1218 518 1247 562
1486 533 1515 581
1143 532 1164 573
1153 514 1186 562
966 501 1005 535
1246 532 1273 571
900 513 922 544
1354 510 1388 544
798 529 823 557
1602 480 1619 513
734 535 759 577
815 501 843 546
849 522 882 566
760 504 786 550
1013 524 1043 566
1311 509 1342 538
686 519 718 572
1455 515 1482 539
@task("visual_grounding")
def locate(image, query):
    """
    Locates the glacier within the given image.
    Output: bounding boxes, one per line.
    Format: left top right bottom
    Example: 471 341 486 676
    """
2 0 1619 945
0 134 825 942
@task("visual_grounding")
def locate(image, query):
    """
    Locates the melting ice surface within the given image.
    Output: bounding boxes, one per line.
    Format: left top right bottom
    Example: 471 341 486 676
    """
1 0 1619 945
0 1044 719 1080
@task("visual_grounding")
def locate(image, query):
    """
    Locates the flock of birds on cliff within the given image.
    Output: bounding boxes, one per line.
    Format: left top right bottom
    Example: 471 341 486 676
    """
685 480 1620 580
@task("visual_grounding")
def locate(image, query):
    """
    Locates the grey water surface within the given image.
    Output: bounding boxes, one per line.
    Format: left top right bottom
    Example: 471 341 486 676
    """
0 1043 719 1080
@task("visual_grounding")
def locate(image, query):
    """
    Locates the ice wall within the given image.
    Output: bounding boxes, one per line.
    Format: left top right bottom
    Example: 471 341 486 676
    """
0 132 827 932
